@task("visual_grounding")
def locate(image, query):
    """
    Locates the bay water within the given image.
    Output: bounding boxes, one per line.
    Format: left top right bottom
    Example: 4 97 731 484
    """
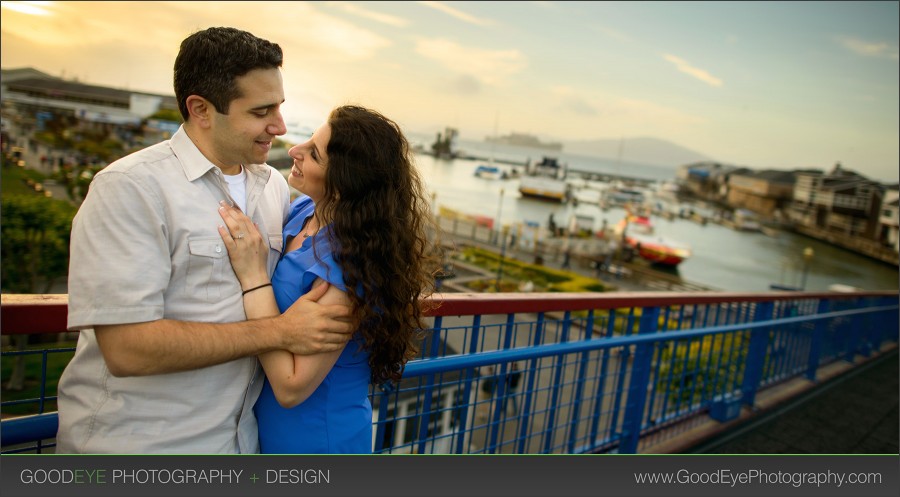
406 145 898 293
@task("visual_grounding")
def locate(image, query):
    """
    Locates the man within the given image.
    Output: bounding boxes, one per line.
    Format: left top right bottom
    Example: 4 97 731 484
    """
56 27 353 454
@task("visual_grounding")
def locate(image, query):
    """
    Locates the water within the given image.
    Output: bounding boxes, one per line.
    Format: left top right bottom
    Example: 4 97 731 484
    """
409 152 899 293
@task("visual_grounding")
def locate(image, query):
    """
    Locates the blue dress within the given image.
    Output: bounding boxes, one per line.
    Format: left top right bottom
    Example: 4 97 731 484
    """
255 196 372 453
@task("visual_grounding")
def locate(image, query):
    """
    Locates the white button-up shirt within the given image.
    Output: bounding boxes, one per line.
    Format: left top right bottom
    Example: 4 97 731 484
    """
57 126 289 453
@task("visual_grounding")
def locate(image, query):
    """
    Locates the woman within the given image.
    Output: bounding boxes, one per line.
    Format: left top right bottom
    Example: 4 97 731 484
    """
217 105 440 453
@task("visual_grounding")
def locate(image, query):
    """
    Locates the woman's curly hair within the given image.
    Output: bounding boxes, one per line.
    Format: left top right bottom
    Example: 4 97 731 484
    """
316 105 441 384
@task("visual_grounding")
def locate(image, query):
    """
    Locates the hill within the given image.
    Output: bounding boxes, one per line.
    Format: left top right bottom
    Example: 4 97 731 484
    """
562 137 711 168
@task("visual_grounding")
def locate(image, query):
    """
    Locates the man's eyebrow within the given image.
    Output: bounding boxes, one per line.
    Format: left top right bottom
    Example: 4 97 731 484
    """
249 100 284 111
249 104 276 112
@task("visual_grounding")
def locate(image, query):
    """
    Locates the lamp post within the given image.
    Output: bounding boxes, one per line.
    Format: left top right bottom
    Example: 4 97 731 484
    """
800 246 814 290
495 188 505 291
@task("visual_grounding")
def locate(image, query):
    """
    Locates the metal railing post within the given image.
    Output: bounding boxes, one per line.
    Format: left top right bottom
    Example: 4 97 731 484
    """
741 301 774 407
618 306 660 454
844 298 863 363
805 299 830 381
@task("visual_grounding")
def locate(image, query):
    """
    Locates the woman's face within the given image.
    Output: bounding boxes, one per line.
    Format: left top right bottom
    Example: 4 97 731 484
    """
287 122 331 202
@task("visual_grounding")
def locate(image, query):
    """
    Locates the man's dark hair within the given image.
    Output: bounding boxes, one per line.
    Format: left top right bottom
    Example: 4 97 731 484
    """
173 27 283 120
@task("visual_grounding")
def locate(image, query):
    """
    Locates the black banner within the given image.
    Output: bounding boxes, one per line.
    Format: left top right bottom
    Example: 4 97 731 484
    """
2 454 898 497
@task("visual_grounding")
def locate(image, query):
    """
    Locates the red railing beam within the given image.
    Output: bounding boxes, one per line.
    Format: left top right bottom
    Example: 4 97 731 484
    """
2 291 895 335
1 294 70 335
426 291 895 316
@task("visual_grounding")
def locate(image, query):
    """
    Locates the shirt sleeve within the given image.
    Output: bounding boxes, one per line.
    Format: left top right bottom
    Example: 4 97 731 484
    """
67 171 170 330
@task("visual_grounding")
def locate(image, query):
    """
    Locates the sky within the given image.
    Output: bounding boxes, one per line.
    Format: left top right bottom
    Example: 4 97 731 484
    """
1 1 898 181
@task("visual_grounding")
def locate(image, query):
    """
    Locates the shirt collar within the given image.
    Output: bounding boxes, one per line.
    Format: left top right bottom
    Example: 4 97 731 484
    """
170 125 271 182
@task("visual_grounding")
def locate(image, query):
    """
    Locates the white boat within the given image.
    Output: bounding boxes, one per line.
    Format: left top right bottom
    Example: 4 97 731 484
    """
518 156 570 202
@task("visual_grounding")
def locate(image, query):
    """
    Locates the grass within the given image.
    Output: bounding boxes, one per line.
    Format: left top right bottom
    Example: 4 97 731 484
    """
453 245 607 293
1 157 49 197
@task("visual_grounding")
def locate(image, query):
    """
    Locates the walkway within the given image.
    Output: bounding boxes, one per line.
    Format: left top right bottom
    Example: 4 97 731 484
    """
687 348 899 454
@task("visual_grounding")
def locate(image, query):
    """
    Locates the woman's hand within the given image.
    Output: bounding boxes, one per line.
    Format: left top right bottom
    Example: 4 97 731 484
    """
217 201 270 290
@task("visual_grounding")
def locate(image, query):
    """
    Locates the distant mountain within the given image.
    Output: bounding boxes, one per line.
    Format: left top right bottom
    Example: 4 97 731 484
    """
562 137 711 168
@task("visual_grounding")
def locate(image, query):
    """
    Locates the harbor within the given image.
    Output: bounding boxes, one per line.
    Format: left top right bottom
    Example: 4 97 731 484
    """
411 150 899 294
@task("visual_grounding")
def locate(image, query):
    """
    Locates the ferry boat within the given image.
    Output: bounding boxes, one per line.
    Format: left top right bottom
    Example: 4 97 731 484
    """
518 156 570 202
613 215 692 266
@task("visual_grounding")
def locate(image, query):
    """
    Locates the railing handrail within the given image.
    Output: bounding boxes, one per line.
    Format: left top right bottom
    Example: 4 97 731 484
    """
406 303 900 375
3 291 896 335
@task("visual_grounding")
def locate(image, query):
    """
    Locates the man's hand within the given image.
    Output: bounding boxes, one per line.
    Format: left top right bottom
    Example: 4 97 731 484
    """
278 281 355 355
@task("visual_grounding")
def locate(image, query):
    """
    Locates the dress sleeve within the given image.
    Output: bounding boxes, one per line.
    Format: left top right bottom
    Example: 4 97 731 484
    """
300 241 347 294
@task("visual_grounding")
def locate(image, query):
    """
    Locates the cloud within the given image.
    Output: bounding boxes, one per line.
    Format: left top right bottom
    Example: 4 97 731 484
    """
415 38 526 85
163 2 392 61
836 36 899 61
329 2 409 27
417 1 494 26
551 86 599 116
662 54 723 87
0 1 52 16
0 2 392 62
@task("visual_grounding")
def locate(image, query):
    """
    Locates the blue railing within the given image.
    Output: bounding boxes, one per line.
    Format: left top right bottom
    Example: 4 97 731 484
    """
2 291 897 454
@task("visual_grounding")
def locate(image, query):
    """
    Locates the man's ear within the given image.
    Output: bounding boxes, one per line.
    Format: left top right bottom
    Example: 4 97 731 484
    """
185 95 214 128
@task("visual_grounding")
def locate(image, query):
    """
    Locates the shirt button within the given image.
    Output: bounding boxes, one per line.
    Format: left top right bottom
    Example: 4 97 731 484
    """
216 245 222 253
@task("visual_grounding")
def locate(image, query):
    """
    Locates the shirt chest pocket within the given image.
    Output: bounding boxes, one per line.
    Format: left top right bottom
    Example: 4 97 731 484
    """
186 236 231 301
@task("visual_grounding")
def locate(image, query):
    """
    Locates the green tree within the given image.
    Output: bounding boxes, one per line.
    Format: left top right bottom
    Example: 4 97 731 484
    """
1 195 76 293
1 194 76 390
147 108 183 123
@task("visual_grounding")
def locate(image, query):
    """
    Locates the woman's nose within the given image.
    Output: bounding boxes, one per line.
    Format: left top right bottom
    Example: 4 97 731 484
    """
288 144 302 160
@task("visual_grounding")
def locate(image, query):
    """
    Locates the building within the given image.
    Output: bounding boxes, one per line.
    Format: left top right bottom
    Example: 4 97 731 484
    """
725 169 802 219
878 186 900 252
1 66 178 135
788 163 885 239
676 161 746 201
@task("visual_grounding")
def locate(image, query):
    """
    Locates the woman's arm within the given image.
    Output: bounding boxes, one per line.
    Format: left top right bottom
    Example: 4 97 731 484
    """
246 279 350 408
218 203 351 408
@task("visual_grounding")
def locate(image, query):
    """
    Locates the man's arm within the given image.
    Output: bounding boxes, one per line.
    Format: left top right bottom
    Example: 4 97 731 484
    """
95 283 353 376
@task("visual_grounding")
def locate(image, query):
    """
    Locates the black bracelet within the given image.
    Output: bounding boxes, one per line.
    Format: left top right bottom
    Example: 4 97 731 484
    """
242 283 272 296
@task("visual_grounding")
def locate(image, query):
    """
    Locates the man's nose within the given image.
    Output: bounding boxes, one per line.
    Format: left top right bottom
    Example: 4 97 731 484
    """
267 110 287 136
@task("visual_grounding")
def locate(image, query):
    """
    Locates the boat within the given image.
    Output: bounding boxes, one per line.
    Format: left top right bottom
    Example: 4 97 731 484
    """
733 209 763 232
486 132 563 151
613 214 692 266
474 165 502 180
605 187 646 206
428 126 461 159
518 156 570 202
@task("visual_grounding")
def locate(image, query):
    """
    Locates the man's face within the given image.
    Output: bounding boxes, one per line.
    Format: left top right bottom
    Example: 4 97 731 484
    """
208 68 286 171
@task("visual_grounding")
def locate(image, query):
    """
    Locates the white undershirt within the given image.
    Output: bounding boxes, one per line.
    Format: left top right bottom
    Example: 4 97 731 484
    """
223 166 248 212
